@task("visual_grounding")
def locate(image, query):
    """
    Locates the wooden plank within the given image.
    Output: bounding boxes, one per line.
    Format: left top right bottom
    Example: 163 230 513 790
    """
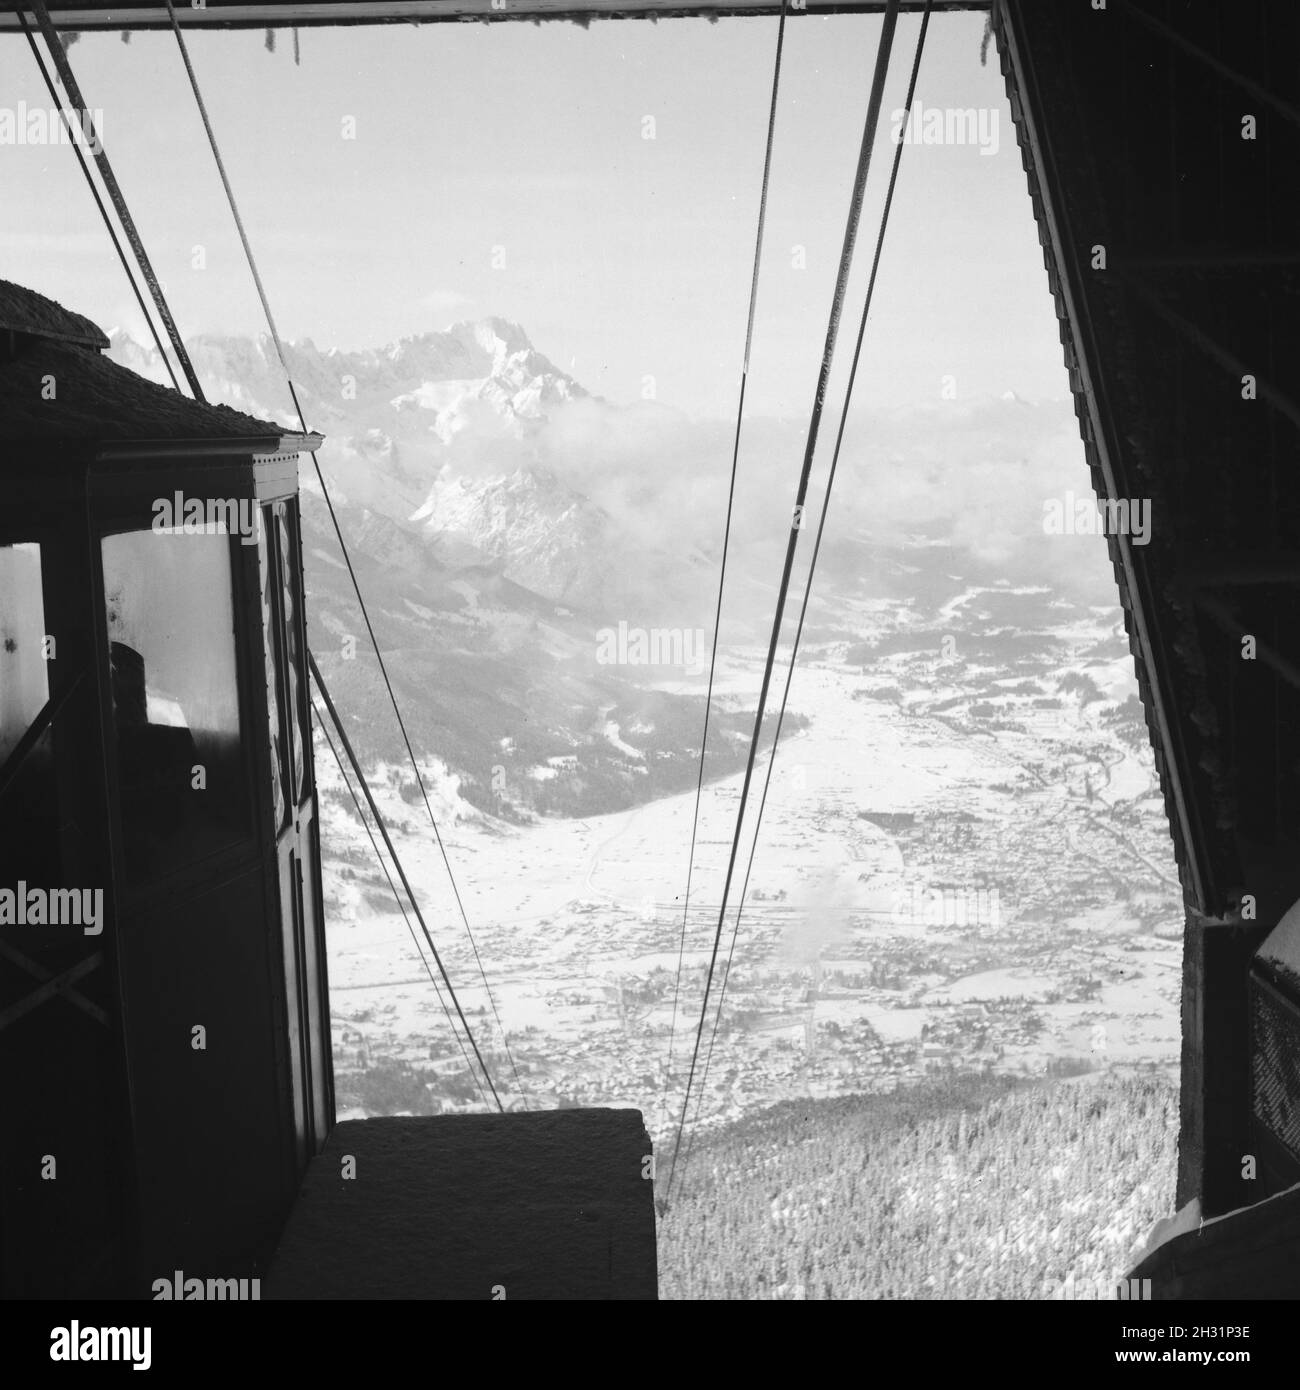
0 951 105 1034
0 940 109 1027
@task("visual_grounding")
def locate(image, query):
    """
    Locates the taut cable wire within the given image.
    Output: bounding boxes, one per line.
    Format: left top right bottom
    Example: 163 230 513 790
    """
28 0 204 398
665 0 902 1208
678 3 934 1191
18 13 182 394
311 652 504 1112
162 5 529 1105
311 697 489 1109
666 0 790 1093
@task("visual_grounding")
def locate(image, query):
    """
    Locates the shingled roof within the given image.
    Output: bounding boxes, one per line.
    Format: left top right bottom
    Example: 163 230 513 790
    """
0 280 321 450
0 278 110 350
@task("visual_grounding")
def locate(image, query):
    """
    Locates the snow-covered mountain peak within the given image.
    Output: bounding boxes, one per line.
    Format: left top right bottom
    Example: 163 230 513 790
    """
447 316 533 363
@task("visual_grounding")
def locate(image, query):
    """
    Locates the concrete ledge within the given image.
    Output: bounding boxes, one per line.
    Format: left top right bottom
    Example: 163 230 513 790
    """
265 1110 657 1300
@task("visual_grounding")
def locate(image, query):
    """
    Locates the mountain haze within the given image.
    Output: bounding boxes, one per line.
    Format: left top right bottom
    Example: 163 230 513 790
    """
107 318 1118 821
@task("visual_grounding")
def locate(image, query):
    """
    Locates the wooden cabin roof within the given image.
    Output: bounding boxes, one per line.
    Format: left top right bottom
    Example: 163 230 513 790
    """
0 281 321 453
0 278 109 350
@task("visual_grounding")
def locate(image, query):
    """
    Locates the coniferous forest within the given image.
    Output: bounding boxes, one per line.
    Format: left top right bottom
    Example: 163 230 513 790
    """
656 1068 1177 1299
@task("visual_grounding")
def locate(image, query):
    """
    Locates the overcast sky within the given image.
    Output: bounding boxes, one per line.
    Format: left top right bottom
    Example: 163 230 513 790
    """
2 10 1069 420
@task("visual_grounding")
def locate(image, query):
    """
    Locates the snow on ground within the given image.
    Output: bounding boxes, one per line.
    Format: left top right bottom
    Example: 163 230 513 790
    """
317 646 1180 1129
929 969 1059 1003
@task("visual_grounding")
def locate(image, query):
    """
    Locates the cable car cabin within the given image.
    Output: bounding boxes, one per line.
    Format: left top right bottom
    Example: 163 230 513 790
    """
0 280 330 1296
0 280 658 1301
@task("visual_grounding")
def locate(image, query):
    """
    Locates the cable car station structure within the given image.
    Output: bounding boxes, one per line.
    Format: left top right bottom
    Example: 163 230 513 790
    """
1 0 1297 1300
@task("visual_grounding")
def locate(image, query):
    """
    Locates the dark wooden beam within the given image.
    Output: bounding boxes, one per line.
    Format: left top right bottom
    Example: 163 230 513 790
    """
1194 594 1300 701
1123 248 1300 272
1118 0 1300 135
1175 555 1300 587
1179 912 1274 1218
0 949 107 1032
1116 268 1300 434
997 0 1209 913
0 0 975 33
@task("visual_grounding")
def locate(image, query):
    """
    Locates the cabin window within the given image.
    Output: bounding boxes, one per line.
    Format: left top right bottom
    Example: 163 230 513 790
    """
257 509 289 832
257 500 311 828
0 542 49 760
101 527 249 881
274 502 309 808
0 541 59 883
